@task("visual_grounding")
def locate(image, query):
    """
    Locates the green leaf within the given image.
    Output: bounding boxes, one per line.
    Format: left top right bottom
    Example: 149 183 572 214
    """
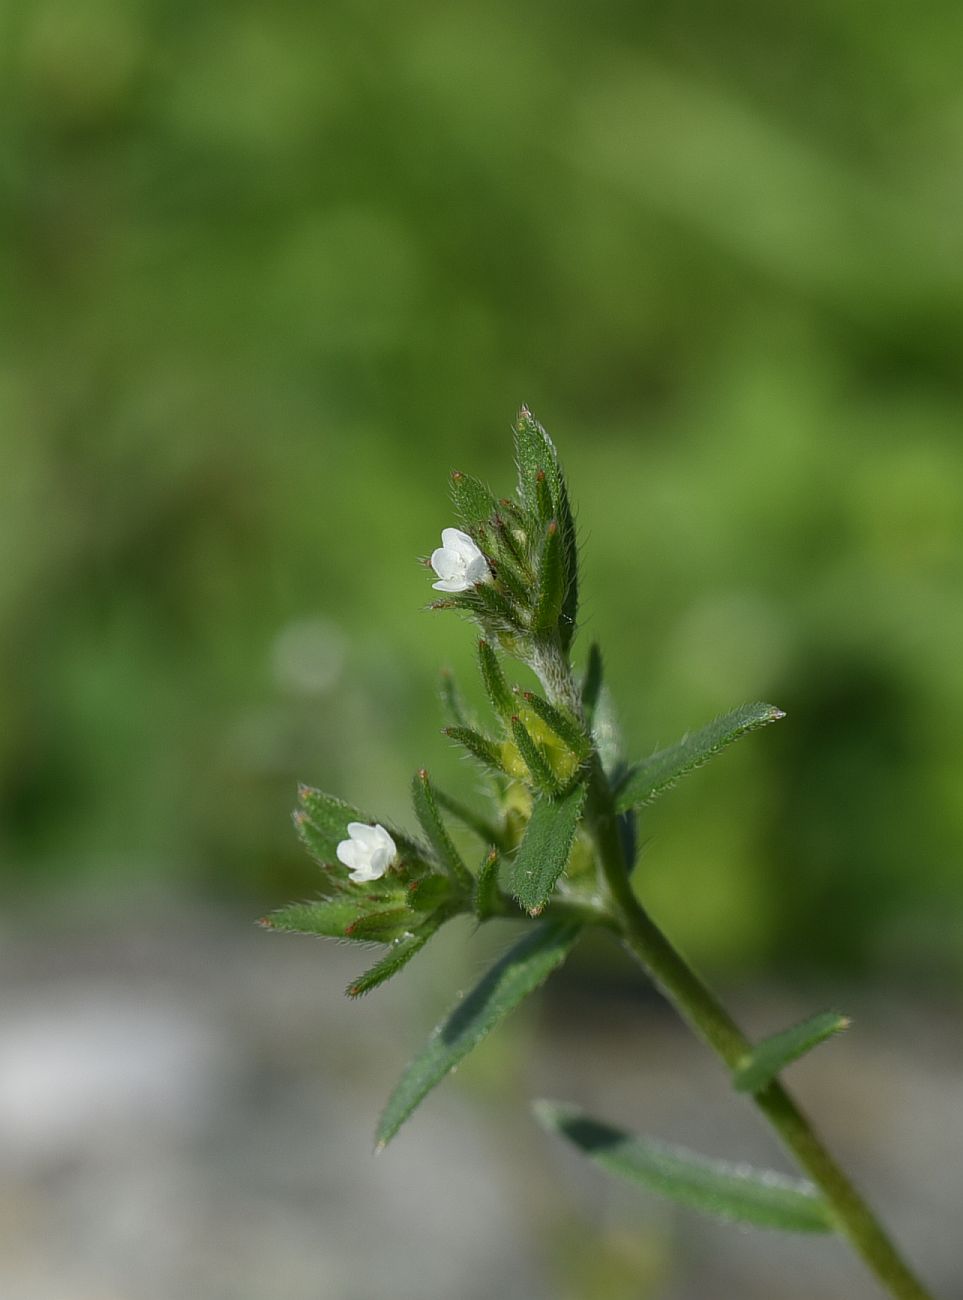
432 786 507 852
512 408 578 646
376 920 581 1146
534 1103 834 1234
522 691 590 759
345 909 418 942
532 520 565 634
293 787 364 865
508 782 588 915
473 848 503 921
412 770 473 891
258 898 366 938
614 702 786 813
478 639 514 720
534 467 554 528
734 1012 851 1094
511 714 563 797
443 725 506 777
513 406 558 513
347 911 450 999
450 470 498 528
581 643 603 722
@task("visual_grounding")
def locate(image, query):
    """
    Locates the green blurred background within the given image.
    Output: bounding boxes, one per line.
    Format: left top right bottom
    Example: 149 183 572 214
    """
3 0 963 982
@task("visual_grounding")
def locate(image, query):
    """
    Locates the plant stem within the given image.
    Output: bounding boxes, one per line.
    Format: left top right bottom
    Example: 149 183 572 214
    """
584 756 936 1300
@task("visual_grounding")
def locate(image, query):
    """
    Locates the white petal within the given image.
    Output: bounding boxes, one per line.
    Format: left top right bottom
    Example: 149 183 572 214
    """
349 863 379 884
441 527 475 554
336 838 365 870
346 822 381 848
432 575 470 592
371 824 397 854
430 546 460 581
464 553 491 584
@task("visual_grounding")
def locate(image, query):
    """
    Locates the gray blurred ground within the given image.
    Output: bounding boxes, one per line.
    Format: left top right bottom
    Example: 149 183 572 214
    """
1 896 958 1300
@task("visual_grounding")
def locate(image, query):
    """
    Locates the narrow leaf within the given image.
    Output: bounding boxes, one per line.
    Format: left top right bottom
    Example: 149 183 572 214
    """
532 520 565 633
433 786 507 851
258 898 366 938
513 406 557 513
534 467 554 528
614 702 786 813
734 1012 851 1094
473 848 503 921
443 725 506 777
508 782 587 915
376 920 581 1145
348 911 450 998
511 715 563 797
522 691 590 759
534 1103 834 1234
478 639 514 720
346 909 417 942
450 470 498 528
412 770 473 891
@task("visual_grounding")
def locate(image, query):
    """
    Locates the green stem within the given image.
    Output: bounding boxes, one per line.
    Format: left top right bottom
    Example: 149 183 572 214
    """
584 756 935 1300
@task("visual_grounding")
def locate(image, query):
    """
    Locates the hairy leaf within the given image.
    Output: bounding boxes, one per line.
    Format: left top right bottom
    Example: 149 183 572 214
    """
534 1103 834 1234
614 702 786 813
478 639 514 720
412 770 473 891
508 782 587 915
734 1012 850 1094
510 715 563 797
450 470 499 528
376 920 581 1146
258 898 367 938
347 911 450 998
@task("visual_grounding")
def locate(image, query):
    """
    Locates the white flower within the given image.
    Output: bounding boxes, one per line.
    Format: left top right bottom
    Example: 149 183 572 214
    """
336 822 397 883
430 528 491 593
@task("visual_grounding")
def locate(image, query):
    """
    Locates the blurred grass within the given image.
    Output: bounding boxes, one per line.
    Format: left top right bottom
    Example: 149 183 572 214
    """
1 0 961 979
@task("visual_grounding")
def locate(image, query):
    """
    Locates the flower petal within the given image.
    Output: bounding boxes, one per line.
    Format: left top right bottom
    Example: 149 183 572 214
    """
432 575 470 592
441 527 475 554
430 547 459 581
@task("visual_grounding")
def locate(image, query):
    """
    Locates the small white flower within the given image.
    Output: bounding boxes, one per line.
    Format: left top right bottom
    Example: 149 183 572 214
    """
336 822 397 883
430 528 491 593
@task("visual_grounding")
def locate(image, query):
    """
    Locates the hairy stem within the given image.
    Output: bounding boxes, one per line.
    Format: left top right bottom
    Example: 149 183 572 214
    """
583 753 935 1300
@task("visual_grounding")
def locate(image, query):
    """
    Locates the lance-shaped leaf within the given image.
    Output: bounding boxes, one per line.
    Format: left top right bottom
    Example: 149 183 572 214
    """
508 782 588 915
522 691 590 760
376 920 581 1146
478 639 514 720
345 909 417 943
473 848 503 921
532 520 565 633
412 770 474 892
348 910 451 999
534 1103 834 1234
733 1012 851 1094
534 467 554 528
581 642 603 723
443 725 505 778
514 406 559 512
450 470 498 528
511 715 563 797
513 408 578 646
258 898 367 938
614 702 786 813
433 786 508 851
